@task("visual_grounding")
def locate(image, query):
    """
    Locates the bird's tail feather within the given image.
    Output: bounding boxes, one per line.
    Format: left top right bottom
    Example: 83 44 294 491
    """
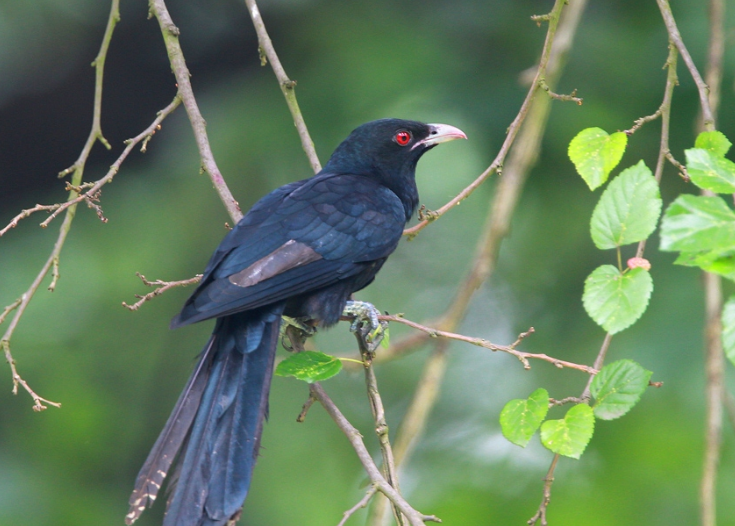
127 304 284 526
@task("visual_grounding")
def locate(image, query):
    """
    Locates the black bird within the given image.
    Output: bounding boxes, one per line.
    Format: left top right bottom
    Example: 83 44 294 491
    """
126 118 466 526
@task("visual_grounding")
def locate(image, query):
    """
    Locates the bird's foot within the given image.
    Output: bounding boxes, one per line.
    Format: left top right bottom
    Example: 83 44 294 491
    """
280 316 317 352
343 300 388 353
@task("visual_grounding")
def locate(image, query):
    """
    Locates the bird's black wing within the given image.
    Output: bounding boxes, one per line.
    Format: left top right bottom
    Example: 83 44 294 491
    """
173 172 407 327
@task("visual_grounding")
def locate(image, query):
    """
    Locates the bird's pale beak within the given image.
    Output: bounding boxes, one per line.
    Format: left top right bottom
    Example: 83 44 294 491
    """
414 123 467 149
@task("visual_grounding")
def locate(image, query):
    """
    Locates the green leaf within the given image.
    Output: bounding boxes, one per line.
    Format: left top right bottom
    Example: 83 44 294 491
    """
380 326 390 349
540 404 595 459
590 360 652 420
659 195 735 253
583 265 653 334
674 250 735 281
685 148 735 194
569 128 628 190
500 388 550 447
695 130 732 157
722 296 735 367
275 351 343 383
590 160 662 249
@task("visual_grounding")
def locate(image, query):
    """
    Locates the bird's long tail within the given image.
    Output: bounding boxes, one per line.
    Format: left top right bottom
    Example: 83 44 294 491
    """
126 304 284 526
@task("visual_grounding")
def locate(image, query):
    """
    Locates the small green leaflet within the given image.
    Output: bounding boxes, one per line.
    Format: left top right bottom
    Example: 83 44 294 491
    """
590 160 662 249
674 250 735 281
659 195 735 253
380 326 390 349
685 148 735 194
500 388 549 447
569 128 628 191
540 404 595 459
695 130 732 157
275 351 343 383
590 360 652 420
583 265 653 334
722 296 735 367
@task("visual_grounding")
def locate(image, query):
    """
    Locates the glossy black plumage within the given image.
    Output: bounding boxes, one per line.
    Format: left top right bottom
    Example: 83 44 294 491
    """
126 119 465 526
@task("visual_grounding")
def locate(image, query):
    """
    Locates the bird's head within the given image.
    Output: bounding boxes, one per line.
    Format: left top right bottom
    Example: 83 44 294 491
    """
324 119 466 217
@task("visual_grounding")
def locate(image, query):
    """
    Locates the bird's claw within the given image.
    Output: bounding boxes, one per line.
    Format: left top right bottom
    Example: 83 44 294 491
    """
343 300 387 352
280 315 317 351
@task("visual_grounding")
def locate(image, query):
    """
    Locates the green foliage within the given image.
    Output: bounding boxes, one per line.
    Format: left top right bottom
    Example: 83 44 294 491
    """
540 404 595 459
499 388 549 447
685 149 735 194
660 195 735 254
583 265 653 334
568 128 628 190
684 131 735 193
722 296 735 367
695 130 732 157
275 351 343 383
380 326 390 349
674 249 735 281
590 161 662 249
659 132 735 285
590 360 652 420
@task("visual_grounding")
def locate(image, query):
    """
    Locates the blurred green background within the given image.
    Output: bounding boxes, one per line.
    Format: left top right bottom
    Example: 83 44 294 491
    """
1 1 734 525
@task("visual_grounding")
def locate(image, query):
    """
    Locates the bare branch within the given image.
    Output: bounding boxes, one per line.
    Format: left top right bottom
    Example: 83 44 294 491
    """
338 486 378 526
356 335 404 526
699 3 725 525
0 298 23 327
149 0 243 223
283 327 439 525
2 340 61 411
377 315 596 374
309 383 440 526
0 204 62 237
403 0 574 238
527 454 559 526
39 96 182 228
122 272 202 311
244 0 322 174
1 0 121 410
538 79 582 104
655 0 715 130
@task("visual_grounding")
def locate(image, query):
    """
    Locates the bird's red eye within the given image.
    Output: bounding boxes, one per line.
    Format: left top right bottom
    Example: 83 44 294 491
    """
394 131 411 146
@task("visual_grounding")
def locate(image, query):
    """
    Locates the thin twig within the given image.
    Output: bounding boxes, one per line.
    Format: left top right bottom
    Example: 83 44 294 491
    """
122 272 202 311
0 204 62 237
377 315 595 375
309 383 440 526
356 335 404 526
538 79 582 104
1 0 121 410
527 454 559 526
337 485 378 526
244 0 322 174
2 340 62 411
699 2 725 525
532 25 679 520
149 0 243 223
624 107 664 136
282 327 439 526
296 392 317 422
655 0 715 131
701 271 724 526
369 340 449 526
0 298 23 327
549 397 585 407
39 96 182 229
403 0 572 238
